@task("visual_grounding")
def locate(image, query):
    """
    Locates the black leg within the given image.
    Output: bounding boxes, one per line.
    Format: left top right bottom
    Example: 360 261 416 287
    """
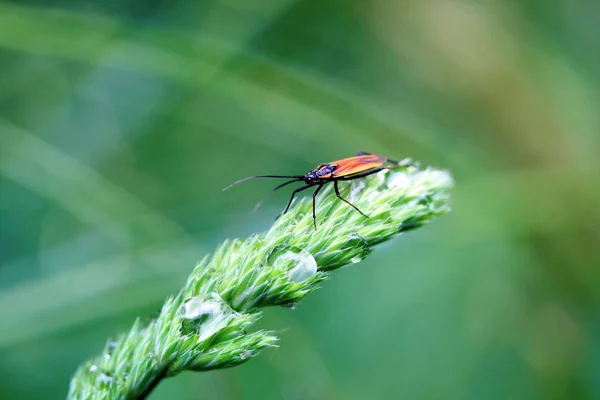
312 184 324 229
355 151 371 156
334 181 368 218
254 179 301 211
279 184 313 217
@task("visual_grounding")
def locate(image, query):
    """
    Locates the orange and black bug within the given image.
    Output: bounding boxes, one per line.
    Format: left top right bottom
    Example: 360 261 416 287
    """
223 152 408 229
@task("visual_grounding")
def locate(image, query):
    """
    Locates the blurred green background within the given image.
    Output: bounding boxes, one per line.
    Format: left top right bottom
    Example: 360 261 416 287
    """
1 0 599 399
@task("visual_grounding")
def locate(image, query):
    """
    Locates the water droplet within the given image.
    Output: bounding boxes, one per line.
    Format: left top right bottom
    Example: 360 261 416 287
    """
344 233 370 266
105 340 117 355
266 246 317 283
183 296 221 320
286 252 317 283
281 302 297 310
182 294 233 341
415 195 427 204
104 353 111 360
266 245 297 264
350 255 364 264
97 372 113 385
89 364 98 373
347 233 368 246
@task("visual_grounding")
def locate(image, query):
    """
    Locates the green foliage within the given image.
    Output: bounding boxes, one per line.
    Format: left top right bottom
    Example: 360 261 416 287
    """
67 165 452 399
1 1 599 399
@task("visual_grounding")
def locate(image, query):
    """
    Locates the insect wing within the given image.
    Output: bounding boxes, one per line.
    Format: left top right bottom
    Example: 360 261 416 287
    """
330 154 386 178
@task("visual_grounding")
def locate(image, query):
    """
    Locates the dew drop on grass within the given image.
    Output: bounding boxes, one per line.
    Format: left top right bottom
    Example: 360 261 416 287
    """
350 255 364 264
345 233 370 265
347 232 368 246
182 294 232 341
281 302 298 310
97 372 113 385
183 296 221 320
105 340 117 355
283 251 317 283
267 245 318 283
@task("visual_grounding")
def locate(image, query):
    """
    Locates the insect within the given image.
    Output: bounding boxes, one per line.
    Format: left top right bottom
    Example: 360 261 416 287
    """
223 152 409 229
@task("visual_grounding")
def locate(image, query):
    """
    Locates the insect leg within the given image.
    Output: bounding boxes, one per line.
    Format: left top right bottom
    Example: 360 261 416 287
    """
254 179 302 211
280 184 313 216
333 181 369 218
312 184 325 229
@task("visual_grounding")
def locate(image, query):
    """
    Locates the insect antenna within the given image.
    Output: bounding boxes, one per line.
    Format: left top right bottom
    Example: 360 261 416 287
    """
253 179 301 211
222 175 304 191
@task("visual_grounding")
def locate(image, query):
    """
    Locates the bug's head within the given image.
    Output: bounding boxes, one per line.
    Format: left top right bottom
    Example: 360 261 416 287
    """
304 170 319 184
304 164 336 184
